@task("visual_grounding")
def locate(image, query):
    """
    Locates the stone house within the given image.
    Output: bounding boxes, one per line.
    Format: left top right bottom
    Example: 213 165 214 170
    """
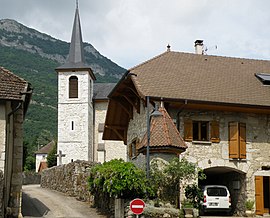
35 141 55 172
55 4 126 165
104 41 270 216
0 67 31 217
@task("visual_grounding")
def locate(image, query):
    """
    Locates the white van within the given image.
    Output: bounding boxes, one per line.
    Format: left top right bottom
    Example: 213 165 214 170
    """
201 185 231 214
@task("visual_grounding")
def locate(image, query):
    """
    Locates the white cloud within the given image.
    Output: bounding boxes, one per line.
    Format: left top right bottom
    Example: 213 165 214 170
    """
1 0 270 68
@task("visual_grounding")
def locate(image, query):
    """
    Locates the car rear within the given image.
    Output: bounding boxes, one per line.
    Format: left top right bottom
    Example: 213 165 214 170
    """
202 185 231 214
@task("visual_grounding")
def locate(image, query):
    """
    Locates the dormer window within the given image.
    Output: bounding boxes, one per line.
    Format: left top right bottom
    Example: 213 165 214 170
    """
255 73 270 85
69 76 78 98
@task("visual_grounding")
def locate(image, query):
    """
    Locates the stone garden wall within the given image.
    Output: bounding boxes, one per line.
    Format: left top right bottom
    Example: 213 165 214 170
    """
40 160 95 203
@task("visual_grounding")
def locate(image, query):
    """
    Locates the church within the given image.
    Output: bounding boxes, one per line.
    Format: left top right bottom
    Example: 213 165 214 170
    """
55 4 126 165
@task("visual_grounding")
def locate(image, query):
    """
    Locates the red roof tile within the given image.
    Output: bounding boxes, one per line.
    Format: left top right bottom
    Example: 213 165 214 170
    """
138 107 187 151
0 67 28 101
35 141 55 154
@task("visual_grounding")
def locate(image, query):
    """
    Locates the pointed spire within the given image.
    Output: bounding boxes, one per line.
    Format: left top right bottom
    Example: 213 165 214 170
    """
56 1 95 77
67 4 85 65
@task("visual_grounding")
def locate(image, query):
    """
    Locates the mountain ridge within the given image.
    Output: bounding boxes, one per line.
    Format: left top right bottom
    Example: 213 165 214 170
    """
0 18 126 148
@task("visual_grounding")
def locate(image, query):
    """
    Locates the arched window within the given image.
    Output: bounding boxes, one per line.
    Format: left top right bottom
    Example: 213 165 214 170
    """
69 76 78 98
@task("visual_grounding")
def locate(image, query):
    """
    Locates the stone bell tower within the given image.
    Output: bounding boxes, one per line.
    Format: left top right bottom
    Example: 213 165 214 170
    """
55 3 96 165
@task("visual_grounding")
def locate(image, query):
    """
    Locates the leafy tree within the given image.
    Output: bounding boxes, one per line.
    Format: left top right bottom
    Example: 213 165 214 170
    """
24 155 35 172
150 157 205 208
185 184 204 209
88 159 155 199
47 142 57 168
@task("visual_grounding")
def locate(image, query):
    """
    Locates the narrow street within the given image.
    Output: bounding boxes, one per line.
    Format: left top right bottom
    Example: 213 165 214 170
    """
22 184 106 218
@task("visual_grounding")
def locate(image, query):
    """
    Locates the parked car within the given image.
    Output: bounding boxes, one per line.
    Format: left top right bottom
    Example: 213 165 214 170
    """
201 185 231 215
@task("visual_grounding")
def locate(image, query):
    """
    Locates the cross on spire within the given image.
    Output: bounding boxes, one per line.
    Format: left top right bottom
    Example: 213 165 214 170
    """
76 0 78 9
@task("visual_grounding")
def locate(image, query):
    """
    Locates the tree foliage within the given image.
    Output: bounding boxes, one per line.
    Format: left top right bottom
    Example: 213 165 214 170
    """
47 142 57 168
150 157 205 208
185 184 204 209
88 159 155 199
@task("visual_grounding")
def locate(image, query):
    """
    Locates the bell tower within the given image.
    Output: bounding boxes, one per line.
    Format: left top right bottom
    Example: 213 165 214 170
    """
55 3 96 165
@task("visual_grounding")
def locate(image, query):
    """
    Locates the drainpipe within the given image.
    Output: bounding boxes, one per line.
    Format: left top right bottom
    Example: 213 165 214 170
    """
176 100 188 131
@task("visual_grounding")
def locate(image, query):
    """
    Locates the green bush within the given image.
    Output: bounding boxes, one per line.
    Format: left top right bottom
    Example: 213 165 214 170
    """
185 184 203 209
150 157 205 208
88 159 155 199
245 200 254 210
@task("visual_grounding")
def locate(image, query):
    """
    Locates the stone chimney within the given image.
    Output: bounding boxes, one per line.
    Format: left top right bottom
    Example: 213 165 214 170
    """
194 39 204 54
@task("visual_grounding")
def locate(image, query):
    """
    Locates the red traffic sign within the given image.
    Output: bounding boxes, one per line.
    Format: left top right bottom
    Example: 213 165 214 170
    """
130 198 145 215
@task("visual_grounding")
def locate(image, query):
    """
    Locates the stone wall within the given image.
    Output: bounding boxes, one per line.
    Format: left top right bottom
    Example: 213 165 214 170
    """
22 172 41 185
41 160 95 203
94 101 127 163
0 170 4 218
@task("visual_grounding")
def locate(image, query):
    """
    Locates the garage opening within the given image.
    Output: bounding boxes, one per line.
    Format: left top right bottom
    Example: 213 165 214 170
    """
199 166 246 216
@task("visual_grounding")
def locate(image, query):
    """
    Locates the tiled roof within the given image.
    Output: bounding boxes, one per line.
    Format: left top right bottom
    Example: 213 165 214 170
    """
130 51 270 107
93 83 116 100
0 67 28 100
138 107 187 151
35 141 55 154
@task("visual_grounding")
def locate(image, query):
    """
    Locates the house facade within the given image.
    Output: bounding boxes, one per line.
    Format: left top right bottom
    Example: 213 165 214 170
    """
104 42 270 216
35 141 55 172
55 4 126 165
0 67 31 217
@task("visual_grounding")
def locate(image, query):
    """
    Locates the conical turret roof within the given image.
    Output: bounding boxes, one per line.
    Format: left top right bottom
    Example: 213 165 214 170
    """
138 107 187 154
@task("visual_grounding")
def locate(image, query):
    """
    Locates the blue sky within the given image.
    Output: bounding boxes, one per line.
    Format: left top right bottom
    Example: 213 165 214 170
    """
1 0 270 69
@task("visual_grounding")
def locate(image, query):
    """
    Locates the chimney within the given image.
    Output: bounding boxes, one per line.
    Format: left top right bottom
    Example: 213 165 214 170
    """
194 39 204 54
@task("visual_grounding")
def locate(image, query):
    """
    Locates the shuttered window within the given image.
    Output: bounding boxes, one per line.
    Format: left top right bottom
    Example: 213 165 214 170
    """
228 122 246 159
211 120 220 143
184 119 193 141
255 176 264 215
184 119 220 143
69 76 78 98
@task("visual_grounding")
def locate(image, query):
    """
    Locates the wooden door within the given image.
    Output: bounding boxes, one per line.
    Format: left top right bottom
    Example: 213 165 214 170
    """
255 176 264 215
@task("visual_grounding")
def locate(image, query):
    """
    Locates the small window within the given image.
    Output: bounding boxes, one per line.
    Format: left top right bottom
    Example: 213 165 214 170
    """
193 121 209 141
69 76 78 98
71 121 74 130
207 187 227 197
255 73 270 85
128 139 138 158
184 119 220 143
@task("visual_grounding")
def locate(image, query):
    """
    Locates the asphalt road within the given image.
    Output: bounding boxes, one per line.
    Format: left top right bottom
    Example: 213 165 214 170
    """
22 184 106 218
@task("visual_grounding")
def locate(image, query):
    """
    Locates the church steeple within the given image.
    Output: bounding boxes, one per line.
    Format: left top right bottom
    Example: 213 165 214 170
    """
56 1 94 76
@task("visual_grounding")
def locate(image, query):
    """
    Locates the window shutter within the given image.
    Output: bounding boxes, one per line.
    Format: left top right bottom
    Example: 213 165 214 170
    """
239 123 246 159
69 76 78 98
255 176 264 215
128 144 132 158
211 120 220 143
184 119 193 141
228 122 239 158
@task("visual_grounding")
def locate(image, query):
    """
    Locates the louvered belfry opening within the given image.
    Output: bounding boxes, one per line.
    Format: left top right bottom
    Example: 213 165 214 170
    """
69 76 78 98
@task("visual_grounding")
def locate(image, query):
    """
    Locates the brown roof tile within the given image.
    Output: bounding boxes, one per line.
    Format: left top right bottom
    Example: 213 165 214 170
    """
0 67 28 101
138 107 187 151
35 141 55 154
130 51 270 107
